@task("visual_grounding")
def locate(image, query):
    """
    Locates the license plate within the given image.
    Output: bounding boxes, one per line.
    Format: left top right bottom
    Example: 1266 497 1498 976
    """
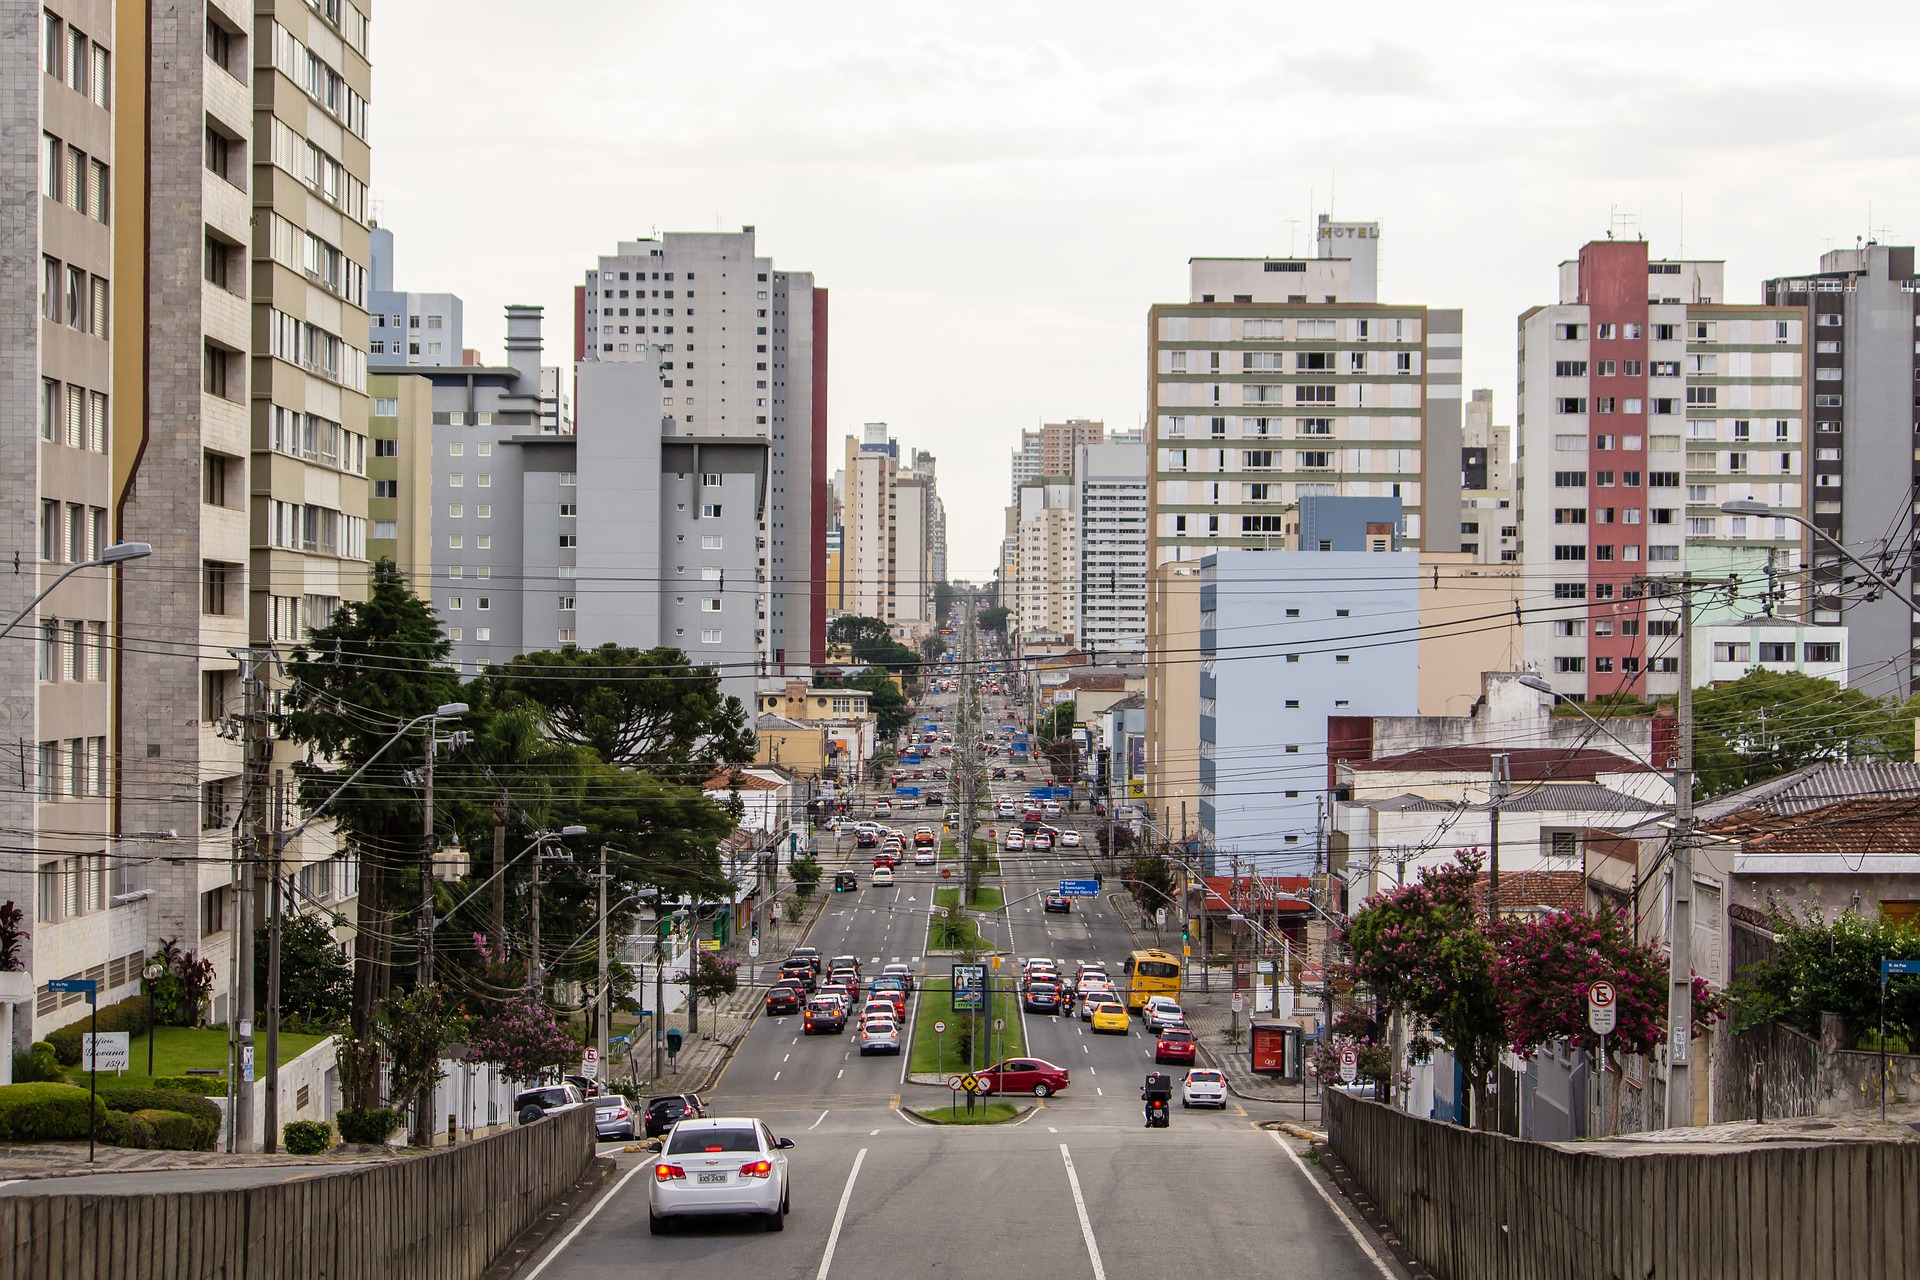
697 1172 728 1185
596 1111 618 1120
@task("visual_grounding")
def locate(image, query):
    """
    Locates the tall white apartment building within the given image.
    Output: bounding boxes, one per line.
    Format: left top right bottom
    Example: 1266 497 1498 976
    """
839 425 942 633
1517 238 1807 701
1461 389 1518 563
578 228 826 668
1075 441 1148 652
1015 479 1076 639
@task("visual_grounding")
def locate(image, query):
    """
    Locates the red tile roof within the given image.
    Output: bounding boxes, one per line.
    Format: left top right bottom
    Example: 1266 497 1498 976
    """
703 769 782 792
1707 798 1920 856
1351 746 1654 779
1200 875 1312 915
1470 870 1587 919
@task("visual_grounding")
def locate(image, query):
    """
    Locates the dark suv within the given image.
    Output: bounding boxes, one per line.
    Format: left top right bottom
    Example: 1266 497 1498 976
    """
642 1093 706 1138
804 997 848 1035
514 1083 585 1126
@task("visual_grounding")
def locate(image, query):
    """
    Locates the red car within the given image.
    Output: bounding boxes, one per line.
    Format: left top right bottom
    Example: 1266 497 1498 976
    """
1155 1028 1198 1066
976 1058 1070 1098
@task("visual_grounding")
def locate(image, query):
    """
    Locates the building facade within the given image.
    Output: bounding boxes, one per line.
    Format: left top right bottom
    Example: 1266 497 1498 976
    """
1763 245 1919 697
576 228 825 669
1517 239 1807 701
1075 440 1149 653
1460 388 1518 563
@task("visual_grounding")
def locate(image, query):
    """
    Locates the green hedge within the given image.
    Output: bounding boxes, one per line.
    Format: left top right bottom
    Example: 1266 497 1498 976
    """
154 1074 225 1095
10 1041 63 1083
336 1107 402 1145
0 1083 109 1141
133 1109 212 1151
100 1110 155 1148
282 1120 333 1155
46 996 154 1067
97 1086 221 1128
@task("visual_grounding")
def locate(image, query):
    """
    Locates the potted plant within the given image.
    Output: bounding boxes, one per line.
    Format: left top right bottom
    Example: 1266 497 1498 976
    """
0 900 32 1003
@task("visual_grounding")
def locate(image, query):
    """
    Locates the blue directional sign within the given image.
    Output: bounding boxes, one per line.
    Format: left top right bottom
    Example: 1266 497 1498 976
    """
1883 959 1920 978
47 978 97 1001
1059 879 1100 898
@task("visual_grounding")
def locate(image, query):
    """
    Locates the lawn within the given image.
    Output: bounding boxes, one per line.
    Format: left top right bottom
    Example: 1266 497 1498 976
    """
908 977 1026 1075
68 1026 330 1092
916 1102 1020 1125
935 885 1005 913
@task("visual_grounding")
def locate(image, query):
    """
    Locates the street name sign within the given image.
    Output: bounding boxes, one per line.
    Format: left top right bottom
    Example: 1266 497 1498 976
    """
1058 879 1099 898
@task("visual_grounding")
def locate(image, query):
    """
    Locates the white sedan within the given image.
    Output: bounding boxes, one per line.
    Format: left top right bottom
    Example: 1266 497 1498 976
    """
649 1117 793 1234
857 1016 902 1055
1182 1068 1228 1108
1059 830 1082 847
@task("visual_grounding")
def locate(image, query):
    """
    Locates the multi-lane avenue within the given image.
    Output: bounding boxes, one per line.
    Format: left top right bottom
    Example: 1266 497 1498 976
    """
519 632 1398 1280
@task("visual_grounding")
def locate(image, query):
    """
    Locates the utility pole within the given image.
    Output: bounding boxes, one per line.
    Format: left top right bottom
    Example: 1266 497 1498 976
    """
263 771 285 1153
653 927 665 1081
1665 577 1698 1125
596 844 610 1070
491 788 510 944
1487 753 1512 922
231 647 270 1152
528 839 543 992
418 727 437 986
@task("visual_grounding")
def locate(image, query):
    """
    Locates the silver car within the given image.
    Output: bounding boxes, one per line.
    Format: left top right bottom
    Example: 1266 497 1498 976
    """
856 1016 901 1055
649 1118 793 1234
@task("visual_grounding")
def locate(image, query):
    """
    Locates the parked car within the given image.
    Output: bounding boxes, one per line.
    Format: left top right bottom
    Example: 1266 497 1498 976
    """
594 1095 638 1140
976 1058 1070 1098
514 1083 586 1126
642 1093 707 1138
1181 1068 1228 1109
564 1074 607 1099
648 1117 794 1234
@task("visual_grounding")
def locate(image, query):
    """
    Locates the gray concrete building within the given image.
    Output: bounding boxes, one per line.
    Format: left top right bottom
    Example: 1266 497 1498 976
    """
2 0 149 1056
369 224 463 367
1765 245 1920 698
578 228 826 671
1075 441 1149 653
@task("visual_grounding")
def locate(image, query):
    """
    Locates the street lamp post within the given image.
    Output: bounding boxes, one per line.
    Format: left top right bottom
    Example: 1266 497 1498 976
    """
1719 497 1920 619
0 542 152 641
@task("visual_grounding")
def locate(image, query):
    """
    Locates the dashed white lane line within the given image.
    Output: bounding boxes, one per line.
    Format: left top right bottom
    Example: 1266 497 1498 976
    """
773 1071 781 1081
1059 1145 1108 1280
809 1110 829 1130
814 1147 869 1280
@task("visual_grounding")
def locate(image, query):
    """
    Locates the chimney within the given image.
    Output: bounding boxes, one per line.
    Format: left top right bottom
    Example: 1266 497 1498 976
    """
504 305 544 392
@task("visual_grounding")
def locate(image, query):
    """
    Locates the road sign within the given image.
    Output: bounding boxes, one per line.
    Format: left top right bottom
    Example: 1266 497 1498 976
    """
580 1047 600 1080
952 963 987 1012
1058 879 1099 898
1155 908 1168 927
960 1074 980 1094
242 1044 255 1084
82 1033 129 1073
1884 959 1920 977
1587 980 1618 1035
947 1075 963 1090
47 977 97 1000
993 1018 1005 1031
1231 993 1244 1015
933 1020 947 1034
1339 1047 1358 1084
748 938 760 959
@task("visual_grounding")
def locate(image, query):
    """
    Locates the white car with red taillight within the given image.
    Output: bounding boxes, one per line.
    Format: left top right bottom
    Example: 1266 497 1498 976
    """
649 1117 794 1234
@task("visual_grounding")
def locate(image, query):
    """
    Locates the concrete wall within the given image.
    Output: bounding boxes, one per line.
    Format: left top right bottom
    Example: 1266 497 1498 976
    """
1715 1016 1920 1123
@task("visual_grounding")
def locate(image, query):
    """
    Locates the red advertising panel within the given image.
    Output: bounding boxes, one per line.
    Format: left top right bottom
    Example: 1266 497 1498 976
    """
1250 1024 1288 1074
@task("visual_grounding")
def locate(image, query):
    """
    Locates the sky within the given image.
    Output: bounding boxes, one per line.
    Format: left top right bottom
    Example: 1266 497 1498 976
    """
373 0 1920 580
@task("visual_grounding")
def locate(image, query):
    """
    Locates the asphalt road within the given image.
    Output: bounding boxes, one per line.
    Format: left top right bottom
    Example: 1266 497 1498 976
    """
518 674 1396 1279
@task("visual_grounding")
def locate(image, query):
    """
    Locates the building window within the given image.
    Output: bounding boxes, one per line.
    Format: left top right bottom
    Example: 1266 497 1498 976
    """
701 504 723 518
202 561 239 615
700 629 722 644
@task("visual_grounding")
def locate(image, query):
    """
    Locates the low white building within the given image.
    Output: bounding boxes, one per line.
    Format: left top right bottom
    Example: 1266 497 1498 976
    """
1694 617 1847 687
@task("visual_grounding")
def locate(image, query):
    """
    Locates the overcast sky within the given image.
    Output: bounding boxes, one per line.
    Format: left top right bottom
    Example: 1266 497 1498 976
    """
374 0 1920 580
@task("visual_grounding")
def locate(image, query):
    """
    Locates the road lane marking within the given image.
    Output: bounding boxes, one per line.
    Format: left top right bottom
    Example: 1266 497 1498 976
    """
1267 1132 1397 1278
521 1160 646 1280
1096 1087 1103 1096
784 1054 790 1063
814 1147 869 1280
1059 1146 1108 1280
837 1068 844 1079
1048 1126 1058 1133
774 1071 781 1081
810 1110 829 1130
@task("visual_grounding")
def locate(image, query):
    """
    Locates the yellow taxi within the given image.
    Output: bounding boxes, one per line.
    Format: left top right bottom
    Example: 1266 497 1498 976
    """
1089 999 1130 1035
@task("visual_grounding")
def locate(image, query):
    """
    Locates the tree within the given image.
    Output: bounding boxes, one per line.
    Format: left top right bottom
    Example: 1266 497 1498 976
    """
280 560 462 1040
1340 854 1507 1128
828 615 891 653
484 644 754 782
1694 668 1908 797
788 854 823 899
374 984 461 1146
466 996 580 1084
1496 904 1666 1063
255 914 353 1030
978 606 1010 636
0 900 27 971
1041 699 1077 743
1728 902 1920 1050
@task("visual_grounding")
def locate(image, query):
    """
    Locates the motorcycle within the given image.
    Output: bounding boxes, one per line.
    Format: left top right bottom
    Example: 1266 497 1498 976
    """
1142 1070 1172 1128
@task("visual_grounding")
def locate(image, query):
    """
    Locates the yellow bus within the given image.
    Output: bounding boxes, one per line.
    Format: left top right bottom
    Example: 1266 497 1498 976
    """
1121 948 1182 1011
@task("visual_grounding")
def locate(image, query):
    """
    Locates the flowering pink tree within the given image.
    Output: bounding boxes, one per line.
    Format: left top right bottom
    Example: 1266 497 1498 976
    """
1340 853 1506 1127
1496 905 1665 1060
466 998 580 1084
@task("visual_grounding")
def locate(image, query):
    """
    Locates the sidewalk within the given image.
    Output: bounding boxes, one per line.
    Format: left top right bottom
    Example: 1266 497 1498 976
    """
1101 889 1324 1124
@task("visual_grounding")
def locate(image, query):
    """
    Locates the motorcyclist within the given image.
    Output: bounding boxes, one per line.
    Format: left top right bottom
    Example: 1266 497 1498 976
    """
1142 1071 1171 1127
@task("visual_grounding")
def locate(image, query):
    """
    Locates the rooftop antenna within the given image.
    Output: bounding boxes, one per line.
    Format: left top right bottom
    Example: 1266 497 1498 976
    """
1284 218 1301 256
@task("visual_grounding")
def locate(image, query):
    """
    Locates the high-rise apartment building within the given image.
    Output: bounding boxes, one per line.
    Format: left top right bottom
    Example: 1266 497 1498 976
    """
1764 245 1919 694
912 449 949 589
1144 217 1462 839
1076 441 1149 653
1517 239 1806 700
369 225 462 367
577 228 826 669
3 0 145 1049
1014 479 1076 639
839 425 943 635
1460 389 1517 564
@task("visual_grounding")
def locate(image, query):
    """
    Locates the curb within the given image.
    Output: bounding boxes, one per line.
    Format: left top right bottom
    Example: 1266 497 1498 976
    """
900 1102 1033 1125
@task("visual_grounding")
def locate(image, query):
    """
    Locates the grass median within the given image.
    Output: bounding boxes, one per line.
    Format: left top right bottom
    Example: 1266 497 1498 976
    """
916 1102 1020 1125
909 977 1027 1075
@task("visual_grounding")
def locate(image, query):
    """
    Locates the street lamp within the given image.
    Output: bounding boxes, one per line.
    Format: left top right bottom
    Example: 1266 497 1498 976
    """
1 542 152 640
1719 497 1920 618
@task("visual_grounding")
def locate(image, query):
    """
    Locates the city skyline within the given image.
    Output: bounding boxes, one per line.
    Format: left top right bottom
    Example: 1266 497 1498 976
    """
370 0 1920 576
